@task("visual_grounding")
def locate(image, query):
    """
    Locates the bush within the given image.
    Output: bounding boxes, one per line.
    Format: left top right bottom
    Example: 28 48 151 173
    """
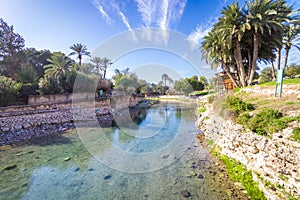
247 108 286 136
225 96 254 117
0 76 22 106
291 127 300 141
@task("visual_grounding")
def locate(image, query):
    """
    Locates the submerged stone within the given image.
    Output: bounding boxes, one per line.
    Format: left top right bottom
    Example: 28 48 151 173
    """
181 190 191 198
64 157 71 161
104 174 112 180
3 164 17 170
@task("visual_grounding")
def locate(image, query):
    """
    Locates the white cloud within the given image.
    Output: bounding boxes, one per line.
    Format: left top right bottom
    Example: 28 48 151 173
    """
187 25 211 50
92 0 113 24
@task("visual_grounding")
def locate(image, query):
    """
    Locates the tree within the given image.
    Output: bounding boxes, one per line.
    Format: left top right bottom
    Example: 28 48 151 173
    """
0 76 22 106
161 73 169 86
90 56 102 76
283 24 300 69
43 52 73 85
100 57 112 79
0 18 25 77
259 67 274 83
69 43 90 66
201 0 295 87
285 63 300 78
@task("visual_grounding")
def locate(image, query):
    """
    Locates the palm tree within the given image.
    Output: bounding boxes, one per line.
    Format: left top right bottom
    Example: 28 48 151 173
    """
161 73 169 87
100 57 112 79
283 24 300 69
245 0 292 84
43 53 72 84
90 56 102 76
69 43 90 66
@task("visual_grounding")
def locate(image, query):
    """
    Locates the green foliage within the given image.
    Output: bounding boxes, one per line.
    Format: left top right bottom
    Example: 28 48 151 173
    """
247 109 286 136
16 64 38 84
20 83 38 102
236 112 251 126
279 173 288 181
291 127 300 141
0 76 22 106
198 106 206 113
225 96 254 117
285 64 300 78
208 95 215 103
259 67 274 83
0 18 25 76
174 79 193 95
37 76 61 95
259 78 300 86
216 152 266 200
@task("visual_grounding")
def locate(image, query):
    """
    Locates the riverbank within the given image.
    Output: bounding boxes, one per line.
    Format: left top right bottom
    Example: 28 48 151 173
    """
0 94 146 146
196 87 300 200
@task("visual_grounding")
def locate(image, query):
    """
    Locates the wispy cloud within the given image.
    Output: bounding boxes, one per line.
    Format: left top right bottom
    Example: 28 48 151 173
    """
92 0 113 24
135 0 186 29
187 0 229 50
92 0 133 32
135 0 187 43
188 24 212 50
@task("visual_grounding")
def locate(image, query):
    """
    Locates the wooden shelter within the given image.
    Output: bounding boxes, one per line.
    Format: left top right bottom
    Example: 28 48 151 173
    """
215 71 237 94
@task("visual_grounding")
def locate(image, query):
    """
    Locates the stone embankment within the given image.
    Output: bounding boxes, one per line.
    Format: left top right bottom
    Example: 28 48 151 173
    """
0 93 144 146
196 96 300 200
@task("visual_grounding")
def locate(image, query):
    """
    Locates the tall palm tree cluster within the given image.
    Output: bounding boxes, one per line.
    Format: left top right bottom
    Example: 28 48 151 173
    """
201 0 300 87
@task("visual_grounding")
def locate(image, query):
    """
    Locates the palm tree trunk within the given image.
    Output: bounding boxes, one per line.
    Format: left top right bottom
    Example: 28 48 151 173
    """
103 67 107 79
277 48 281 70
283 47 290 69
234 40 246 86
248 33 259 86
271 61 276 81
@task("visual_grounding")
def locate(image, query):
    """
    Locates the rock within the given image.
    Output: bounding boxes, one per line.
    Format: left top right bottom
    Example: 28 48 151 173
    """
13 125 22 130
104 174 112 180
3 164 17 170
22 122 32 129
161 154 169 159
1 127 10 132
197 174 204 179
225 189 233 197
64 157 71 161
181 190 191 198
88 168 94 171
74 167 80 172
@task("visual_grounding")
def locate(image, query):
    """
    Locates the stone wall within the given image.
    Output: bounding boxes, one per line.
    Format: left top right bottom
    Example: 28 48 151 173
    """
196 97 300 200
0 94 144 145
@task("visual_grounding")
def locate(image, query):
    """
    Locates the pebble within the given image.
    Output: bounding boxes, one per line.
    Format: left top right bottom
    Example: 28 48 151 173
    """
3 164 17 170
64 157 71 161
104 174 112 180
181 190 191 198
74 167 80 172
198 174 204 179
161 154 169 159
88 168 94 171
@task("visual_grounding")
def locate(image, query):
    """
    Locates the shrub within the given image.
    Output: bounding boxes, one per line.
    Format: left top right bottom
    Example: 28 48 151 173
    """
247 108 286 136
0 76 22 106
208 95 215 103
291 127 300 141
225 96 254 117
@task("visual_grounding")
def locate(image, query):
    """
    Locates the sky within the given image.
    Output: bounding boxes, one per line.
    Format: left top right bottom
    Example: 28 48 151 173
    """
1 0 300 82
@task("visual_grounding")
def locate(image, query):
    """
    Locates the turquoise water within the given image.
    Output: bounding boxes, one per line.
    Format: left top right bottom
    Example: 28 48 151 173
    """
0 102 248 200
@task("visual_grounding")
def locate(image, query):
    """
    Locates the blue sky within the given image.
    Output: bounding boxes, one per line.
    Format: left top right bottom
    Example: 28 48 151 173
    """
1 0 300 82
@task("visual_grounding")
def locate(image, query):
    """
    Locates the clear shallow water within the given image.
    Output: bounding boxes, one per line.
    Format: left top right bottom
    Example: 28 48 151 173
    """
0 102 248 200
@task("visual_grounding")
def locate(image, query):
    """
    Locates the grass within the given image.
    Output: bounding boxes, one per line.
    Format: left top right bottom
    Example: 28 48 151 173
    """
212 149 267 200
259 78 300 86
